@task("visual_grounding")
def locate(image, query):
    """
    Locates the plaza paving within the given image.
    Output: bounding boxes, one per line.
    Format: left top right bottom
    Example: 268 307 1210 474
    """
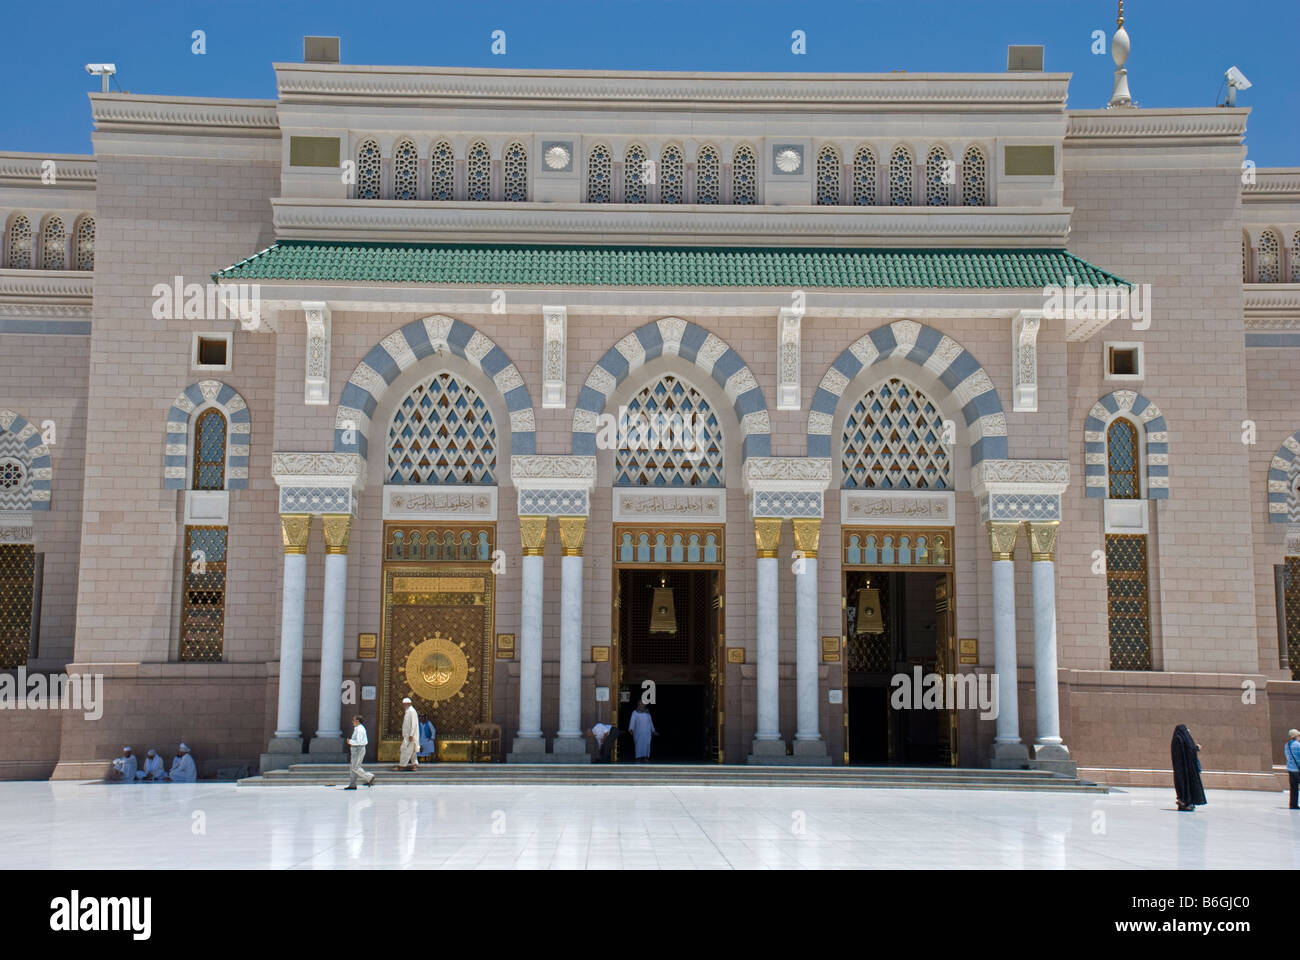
0 780 1296 869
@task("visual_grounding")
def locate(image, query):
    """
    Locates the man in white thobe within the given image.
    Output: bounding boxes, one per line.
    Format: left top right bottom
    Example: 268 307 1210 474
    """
167 743 197 782
588 722 614 762
111 747 137 783
397 697 420 770
137 749 165 782
346 715 375 789
628 702 657 762
418 715 437 760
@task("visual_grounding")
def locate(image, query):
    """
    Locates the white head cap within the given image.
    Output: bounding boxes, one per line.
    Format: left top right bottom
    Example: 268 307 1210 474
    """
147 749 156 757
123 746 132 753
402 697 412 704
178 742 190 753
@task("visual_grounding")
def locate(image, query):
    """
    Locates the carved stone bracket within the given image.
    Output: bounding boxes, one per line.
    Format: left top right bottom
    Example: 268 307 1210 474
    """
273 451 365 516
1012 309 1041 413
303 301 331 405
973 459 1068 525
777 307 802 411
542 305 567 410
511 455 596 517
743 456 831 519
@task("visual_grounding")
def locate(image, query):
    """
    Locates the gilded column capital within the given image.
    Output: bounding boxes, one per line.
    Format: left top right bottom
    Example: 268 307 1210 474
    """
1026 521 1060 562
520 515 549 557
280 514 312 555
321 514 352 555
558 516 587 557
754 518 782 559
791 518 821 558
987 521 1020 562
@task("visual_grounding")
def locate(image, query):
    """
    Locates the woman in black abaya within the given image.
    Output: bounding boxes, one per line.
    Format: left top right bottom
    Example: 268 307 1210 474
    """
1171 724 1207 811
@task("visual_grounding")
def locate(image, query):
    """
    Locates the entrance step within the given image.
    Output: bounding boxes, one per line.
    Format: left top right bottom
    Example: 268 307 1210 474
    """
237 764 1106 793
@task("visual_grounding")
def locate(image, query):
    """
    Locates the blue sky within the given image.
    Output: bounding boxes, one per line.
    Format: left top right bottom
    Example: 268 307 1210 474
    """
5 0 1297 164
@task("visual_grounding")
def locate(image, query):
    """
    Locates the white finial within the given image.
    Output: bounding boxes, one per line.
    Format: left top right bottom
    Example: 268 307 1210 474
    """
1108 0 1135 109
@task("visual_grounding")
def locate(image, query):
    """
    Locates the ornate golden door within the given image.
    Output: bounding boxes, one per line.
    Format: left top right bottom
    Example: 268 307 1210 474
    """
379 523 495 762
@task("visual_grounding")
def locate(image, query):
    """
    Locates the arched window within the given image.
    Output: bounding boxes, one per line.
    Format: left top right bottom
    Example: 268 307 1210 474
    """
392 139 418 200
430 140 455 200
356 139 381 199
841 378 950 490
889 145 913 206
696 145 720 204
852 147 877 206
614 374 724 487
41 216 65 269
466 141 492 201
587 145 612 203
1257 229 1281 283
925 146 951 206
624 143 648 203
660 145 684 204
961 146 988 206
1107 417 1140 498
1293 230 1300 283
74 216 94 270
5 215 31 269
192 408 227 491
1242 232 1250 283
732 145 757 204
388 372 497 485
503 141 528 202
816 145 841 206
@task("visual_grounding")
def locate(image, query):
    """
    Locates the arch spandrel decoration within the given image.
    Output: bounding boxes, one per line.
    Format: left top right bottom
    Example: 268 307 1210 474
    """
1083 390 1169 499
335 316 534 464
570 318 770 462
1268 428 1300 523
387 372 498 485
806 320 1006 467
0 409 51 510
163 381 251 490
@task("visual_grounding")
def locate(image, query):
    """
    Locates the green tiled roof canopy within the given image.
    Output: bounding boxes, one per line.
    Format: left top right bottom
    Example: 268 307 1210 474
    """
213 241 1131 289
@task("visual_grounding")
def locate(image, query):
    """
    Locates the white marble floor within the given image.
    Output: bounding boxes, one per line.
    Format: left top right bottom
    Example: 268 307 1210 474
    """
0 781 1296 869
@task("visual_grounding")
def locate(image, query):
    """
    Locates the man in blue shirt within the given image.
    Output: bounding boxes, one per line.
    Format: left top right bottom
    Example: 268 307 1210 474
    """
1286 728 1300 810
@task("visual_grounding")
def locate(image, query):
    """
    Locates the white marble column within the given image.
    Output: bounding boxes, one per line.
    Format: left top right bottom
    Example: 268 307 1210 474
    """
272 514 310 746
311 514 350 754
1027 521 1071 767
553 516 589 760
511 516 548 759
749 518 785 761
792 519 826 760
989 521 1029 766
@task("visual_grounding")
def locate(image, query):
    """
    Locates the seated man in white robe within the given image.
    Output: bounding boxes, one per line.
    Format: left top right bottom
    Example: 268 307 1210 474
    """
136 748 166 782
417 715 437 760
167 743 197 782
111 746 138 783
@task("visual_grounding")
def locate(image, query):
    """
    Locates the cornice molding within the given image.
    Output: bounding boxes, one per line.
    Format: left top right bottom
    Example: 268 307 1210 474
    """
275 65 1071 110
510 455 596 490
1243 168 1300 203
0 271 94 303
90 94 280 135
271 451 366 490
971 459 1070 497
0 152 96 185
1065 108 1247 146
271 198 1073 247
742 456 833 494
1244 286 1300 327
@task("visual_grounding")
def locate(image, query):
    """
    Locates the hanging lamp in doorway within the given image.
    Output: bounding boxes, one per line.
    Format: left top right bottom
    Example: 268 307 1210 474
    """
855 579 884 636
649 575 678 635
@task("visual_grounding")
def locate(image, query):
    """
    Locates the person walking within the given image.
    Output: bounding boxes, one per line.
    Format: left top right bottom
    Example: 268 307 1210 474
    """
1171 724 1207 812
628 701 657 763
1285 728 1300 810
395 697 420 771
346 715 376 790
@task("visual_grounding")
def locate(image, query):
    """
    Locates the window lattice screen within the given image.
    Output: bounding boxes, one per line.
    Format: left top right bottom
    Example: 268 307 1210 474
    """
732 145 757 204
696 146 720 204
841 378 950 490
0 544 35 669
180 526 226 662
1107 417 1139 499
1107 533 1152 671
193 408 226 491
614 375 723 488
962 146 987 206
1286 557 1300 681
388 372 497 485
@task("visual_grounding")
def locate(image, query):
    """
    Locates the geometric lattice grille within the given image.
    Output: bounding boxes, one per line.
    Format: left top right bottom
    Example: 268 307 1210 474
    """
732 145 757 204
466 141 491 202
503 142 528 202
393 139 418 200
925 146 950 206
180 526 226 663
624 144 648 203
1257 229 1280 283
6 215 31 269
41 217 65 270
0 544 35 669
1106 533 1151 671
75 216 95 270
889 145 913 206
614 375 723 488
431 140 455 201
356 139 381 200
588 145 612 203
1107 417 1139 499
193 408 226 491
1286 557 1300 681
852 147 877 206
962 146 987 206
1294 231 1300 283
660 145 684 204
697 146 720 204
816 145 840 205
845 571 891 672
841 378 950 490
387 373 497 485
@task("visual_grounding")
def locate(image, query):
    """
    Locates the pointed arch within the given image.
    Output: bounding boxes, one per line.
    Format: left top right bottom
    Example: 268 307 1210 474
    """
163 381 251 490
660 144 684 204
40 216 65 269
587 144 612 203
1257 228 1281 283
334 316 534 463
806 321 1006 466
430 139 455 200
924 145 951 206
392 138 419 200
696 145 720 204
961 145 988 206
5 214 32 269
570 318 770 461
503 141 528 202
465 140 492 201
74 215 95 270
888 145 914 206
1268 428 1300 523
355 138 381 199
815 144 841 206
624 143 649 203
732 144 758 204
852 146 877 206
0 409 52 510
1084 390 1169 499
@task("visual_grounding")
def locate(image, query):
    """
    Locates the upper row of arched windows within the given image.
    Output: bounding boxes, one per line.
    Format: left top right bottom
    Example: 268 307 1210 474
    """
352 138 528 202
3 214 94 270
1244 228 1300 283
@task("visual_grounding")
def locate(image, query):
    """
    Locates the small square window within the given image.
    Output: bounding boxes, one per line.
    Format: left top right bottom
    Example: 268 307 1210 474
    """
1104 342 1143 381
192 332 232 370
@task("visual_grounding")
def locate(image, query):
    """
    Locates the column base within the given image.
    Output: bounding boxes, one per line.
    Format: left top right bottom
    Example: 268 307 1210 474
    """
1031 742 1076 776
746 738 791 765
309 736 347 757
989 741 1031 769
259 752 314 773
791 738 832 765
506 737 547 763
266 735 303 754
550 737 591 762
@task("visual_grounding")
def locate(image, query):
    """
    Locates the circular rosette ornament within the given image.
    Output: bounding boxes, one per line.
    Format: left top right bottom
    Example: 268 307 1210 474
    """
775 148 802 173
405 633 472 702
544 145 572 170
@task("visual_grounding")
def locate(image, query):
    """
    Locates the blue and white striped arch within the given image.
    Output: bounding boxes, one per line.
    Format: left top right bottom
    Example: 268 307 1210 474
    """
1267 428 1300 523
570 317 770 460
1084 390 1169 499
806 320 1006 464
335 316 534 461
0 408 52 510
164 381 251 490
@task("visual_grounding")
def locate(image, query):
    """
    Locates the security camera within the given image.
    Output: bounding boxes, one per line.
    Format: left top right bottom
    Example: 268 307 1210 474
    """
1225 65 1251 90
84 63 116 75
